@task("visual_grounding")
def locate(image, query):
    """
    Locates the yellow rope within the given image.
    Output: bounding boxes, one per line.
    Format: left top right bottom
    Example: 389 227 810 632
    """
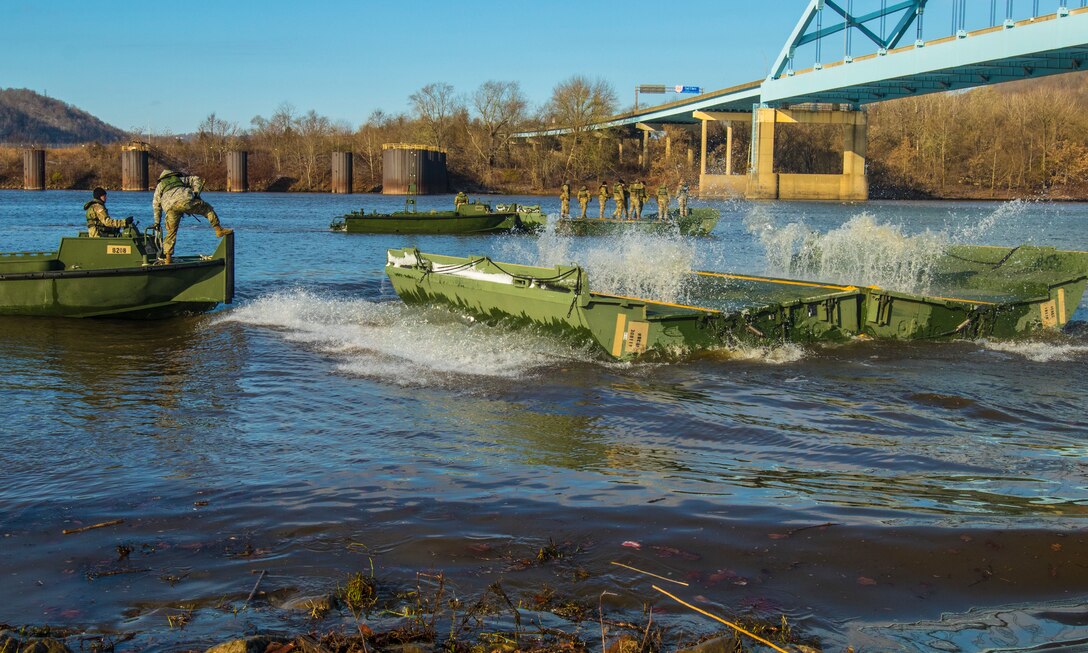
610 561 689 587
652 585 791 653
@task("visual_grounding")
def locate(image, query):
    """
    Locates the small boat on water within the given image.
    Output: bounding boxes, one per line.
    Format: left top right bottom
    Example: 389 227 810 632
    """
331 200 546 235
555 208 719 237
0 225 234 318
385 244 1088 359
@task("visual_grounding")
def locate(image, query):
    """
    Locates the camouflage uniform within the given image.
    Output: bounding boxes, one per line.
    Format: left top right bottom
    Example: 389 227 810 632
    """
559 183 571 218
597 183 609 219
83 199 126 238
656 185 670 220
454 192 468 209
152 170 228 261
629 181 645 220
612 181 628 219
676 182 689 217
576 187 591 219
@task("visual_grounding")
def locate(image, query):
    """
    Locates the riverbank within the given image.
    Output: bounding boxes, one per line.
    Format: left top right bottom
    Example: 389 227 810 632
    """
0 559 809 653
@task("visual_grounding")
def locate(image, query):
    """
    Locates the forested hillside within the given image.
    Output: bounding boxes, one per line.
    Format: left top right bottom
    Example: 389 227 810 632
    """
0 88 128 145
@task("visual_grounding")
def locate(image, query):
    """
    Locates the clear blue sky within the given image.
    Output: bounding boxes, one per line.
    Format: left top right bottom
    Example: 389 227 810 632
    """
1 1 801 134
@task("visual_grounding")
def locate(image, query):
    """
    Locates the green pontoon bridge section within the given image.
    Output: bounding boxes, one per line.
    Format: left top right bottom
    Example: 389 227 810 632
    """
386 244 1088 360
555 208 720 237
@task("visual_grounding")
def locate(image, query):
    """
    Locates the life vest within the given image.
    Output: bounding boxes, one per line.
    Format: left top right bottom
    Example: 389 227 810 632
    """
84 199 103 230
157 172 188 193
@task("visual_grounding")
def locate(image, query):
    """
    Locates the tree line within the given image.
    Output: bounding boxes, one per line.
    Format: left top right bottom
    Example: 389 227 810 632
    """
1 72 1086 199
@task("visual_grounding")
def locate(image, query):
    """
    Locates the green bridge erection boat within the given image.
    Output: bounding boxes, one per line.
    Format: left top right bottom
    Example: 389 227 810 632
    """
556 208 720 237
385 244 1088 359
0 226 234 318
331 201 546 235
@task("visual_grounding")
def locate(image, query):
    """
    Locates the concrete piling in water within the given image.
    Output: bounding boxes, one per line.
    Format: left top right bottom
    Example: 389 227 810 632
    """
121 144 149 191
381 144 447 195
23 149 45 190
227 151 248 192
331 151 353 194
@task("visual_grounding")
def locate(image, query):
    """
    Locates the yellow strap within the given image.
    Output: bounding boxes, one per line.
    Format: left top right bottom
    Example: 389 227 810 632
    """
652 585 792 653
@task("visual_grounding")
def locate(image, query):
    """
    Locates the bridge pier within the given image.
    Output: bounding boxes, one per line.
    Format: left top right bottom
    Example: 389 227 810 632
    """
695 111 749 198
695 108 868 201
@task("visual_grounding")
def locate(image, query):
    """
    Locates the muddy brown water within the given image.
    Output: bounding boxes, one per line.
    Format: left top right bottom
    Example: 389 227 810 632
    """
1 192 1086 651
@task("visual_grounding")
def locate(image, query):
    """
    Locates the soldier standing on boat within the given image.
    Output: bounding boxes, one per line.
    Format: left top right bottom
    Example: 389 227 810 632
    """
454 191 468 209
559 181 571 218
612 179 628 219
152 170 233 266
676 181 689 217
577 185 591 219
629 179 645 220
597 181 609 219
84 187 131 238
656 184 670 220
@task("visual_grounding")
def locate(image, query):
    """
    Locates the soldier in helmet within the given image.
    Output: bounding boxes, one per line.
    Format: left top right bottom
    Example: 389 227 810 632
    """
576 185 591 219
454 191 468 209
152 170 232 265
676 181 689 217
655 183 670 220
612 179 628 219
559 180 571 218
597 181 609 219
629 179 645 220
84 187 131 237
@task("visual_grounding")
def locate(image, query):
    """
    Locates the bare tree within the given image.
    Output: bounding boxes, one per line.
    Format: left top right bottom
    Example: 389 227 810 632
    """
251 102 298 174
196 112 237 164
468 80 527 183
409 82 462 149
545 76 617 178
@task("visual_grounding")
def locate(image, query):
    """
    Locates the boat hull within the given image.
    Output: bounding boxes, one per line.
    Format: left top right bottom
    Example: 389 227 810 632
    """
0 232 234 318
385 245 1088 359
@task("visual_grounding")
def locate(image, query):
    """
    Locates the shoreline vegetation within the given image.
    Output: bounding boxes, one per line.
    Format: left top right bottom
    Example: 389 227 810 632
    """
2 72 1086 201
0 556 815 653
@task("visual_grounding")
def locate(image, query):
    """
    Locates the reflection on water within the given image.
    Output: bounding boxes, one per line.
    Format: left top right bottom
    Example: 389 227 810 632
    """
1 191 1087 651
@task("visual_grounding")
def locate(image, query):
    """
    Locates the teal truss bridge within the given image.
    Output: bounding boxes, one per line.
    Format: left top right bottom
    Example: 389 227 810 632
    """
518 1 1088 201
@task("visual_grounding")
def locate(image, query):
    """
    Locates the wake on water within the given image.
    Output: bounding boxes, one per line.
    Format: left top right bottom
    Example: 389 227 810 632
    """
216 289 595 386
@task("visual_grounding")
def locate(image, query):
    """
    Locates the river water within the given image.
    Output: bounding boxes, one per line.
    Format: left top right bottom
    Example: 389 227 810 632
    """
1 191 1086 652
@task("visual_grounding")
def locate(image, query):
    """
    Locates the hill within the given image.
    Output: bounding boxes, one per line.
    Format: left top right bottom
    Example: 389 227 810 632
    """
0 88 128 145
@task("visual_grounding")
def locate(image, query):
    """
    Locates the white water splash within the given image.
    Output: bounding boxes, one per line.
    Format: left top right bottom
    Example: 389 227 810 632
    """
499 229 697 304
744 199 1042 295
217 290 589 385
746 209 947 293
950 199 1030 243
981 339 1088 363
716 342 807 365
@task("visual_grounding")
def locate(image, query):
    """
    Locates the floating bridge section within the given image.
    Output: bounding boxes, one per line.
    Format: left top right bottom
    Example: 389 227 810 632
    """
518 1 1088 201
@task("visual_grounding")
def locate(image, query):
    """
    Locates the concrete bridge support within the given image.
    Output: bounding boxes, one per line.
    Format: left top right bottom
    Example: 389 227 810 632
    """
696 108 868 201
748 108 868 201
695 111 749 198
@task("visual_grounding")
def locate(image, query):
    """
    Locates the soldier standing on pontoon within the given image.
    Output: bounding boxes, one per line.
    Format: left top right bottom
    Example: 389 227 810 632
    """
597 181 609 219
577 185 591 219
676 181 689 217
559 181 571 218
612 179 628 219
656 184 670 220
